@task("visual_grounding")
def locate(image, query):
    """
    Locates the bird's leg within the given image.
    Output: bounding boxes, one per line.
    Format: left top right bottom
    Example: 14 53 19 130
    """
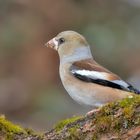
86 108 100 116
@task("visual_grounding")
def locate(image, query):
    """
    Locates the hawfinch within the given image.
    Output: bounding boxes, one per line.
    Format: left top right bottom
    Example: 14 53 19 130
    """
46 31 140 108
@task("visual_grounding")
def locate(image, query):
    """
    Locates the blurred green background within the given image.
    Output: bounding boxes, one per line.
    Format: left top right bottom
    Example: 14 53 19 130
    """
0 0 140 131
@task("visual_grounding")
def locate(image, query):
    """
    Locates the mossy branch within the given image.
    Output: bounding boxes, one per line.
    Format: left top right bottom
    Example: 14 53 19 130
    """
0 95 140 140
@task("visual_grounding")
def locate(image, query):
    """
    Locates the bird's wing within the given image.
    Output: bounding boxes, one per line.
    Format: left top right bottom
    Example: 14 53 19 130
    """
70 58 140 94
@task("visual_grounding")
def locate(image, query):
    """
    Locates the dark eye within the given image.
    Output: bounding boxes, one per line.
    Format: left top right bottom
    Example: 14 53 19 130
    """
58 38 65 45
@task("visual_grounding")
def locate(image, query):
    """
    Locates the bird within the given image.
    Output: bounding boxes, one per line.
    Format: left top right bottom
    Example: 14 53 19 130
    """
45 30 140 110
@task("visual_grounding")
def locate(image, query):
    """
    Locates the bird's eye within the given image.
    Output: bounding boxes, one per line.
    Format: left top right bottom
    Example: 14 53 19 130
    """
58 38 65 45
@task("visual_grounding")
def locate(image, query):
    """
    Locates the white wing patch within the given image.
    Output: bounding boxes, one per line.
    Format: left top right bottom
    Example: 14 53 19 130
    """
71 69 109 80
71 69 129 89
112 80 129 88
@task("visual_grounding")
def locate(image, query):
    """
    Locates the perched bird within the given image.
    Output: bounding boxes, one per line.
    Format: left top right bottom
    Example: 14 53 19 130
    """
45 31 140 108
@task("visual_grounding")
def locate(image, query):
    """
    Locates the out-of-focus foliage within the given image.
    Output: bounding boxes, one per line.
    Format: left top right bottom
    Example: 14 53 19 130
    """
0 0 140 130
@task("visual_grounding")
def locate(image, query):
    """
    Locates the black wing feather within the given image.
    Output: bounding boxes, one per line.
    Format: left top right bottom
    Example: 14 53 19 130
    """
72 73 140 94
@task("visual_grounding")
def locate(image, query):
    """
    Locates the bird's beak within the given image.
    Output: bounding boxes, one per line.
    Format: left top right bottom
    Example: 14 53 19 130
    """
45 38 59 50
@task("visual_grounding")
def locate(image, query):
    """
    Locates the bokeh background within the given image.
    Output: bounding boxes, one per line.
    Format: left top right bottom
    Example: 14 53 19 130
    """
0 0 140 131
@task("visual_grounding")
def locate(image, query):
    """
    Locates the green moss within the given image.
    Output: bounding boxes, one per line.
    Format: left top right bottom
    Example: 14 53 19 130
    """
119 95 140 108
67 126 80 139
68 126 78 134
123 106 134 119
0 115 26 140
0 115 46 140
91 95 140 139
25 128 35 135
96 116 112 132
55 116 82 132
119 95 140 128
113 118 122 131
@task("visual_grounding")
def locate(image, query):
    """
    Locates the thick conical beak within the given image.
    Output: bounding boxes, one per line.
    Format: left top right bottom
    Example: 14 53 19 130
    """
45 38 58 50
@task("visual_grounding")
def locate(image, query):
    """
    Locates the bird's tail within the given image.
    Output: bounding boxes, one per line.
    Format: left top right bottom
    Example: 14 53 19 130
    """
128 85 140 94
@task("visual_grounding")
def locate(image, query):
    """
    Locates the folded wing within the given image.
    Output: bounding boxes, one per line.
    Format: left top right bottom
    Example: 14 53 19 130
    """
70 59 140 94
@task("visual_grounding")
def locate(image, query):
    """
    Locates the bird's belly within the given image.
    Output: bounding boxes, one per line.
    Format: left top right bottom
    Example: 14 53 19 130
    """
62 81 130 107
63 83 102 107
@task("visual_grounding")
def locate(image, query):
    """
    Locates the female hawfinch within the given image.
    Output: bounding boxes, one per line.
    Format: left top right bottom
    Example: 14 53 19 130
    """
46 31 140 108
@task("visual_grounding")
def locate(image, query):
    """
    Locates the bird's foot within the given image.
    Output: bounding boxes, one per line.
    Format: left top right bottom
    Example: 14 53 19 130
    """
86 108 100 117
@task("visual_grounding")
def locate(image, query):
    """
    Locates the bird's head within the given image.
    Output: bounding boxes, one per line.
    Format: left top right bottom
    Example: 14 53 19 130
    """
46 31 91 60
